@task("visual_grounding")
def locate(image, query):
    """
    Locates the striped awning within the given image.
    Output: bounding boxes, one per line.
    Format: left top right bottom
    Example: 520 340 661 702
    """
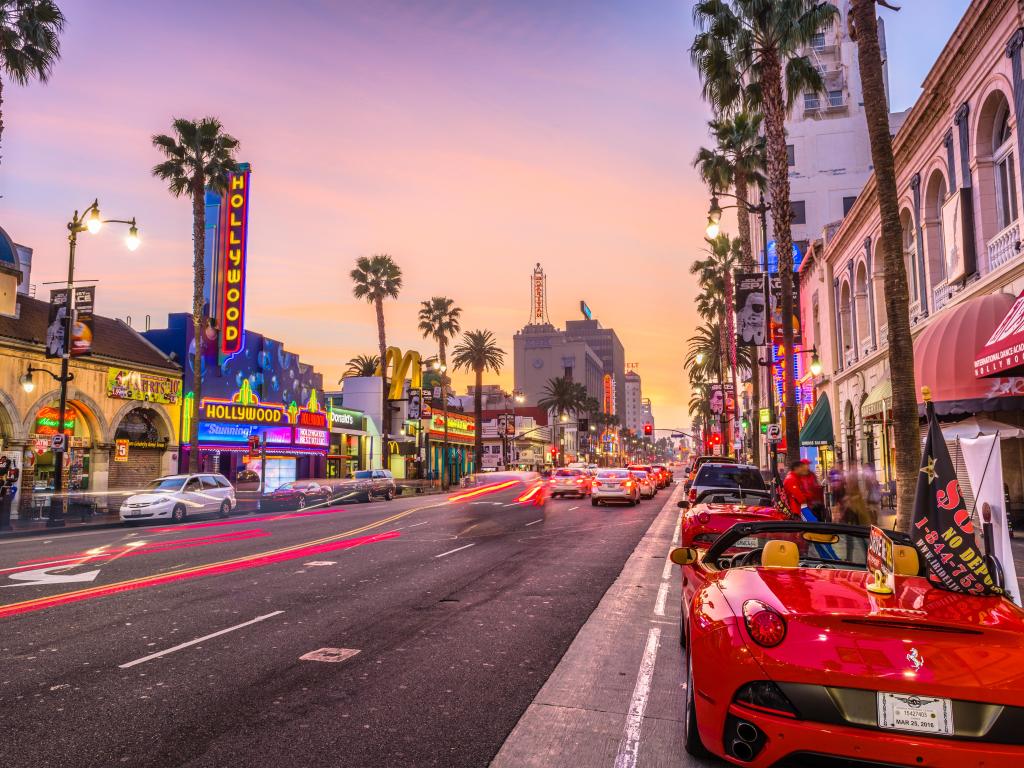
861 378 892 419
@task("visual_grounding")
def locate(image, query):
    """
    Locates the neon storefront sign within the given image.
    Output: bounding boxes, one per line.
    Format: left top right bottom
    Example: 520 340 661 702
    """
295 427 329 447
219 168 251 357
198 422 292 444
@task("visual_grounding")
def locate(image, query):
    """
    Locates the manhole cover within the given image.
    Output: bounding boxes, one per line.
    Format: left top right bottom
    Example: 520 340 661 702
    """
300 648 360 663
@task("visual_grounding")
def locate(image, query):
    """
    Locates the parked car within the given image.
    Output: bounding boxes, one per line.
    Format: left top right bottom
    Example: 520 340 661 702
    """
261 480 333 511
591 469 639 506
630 470 656 500
346 469 396 502
120 473 236 524
549 468 592 498
670 520 1024 766
687 462 767 505
684 455 738 492
678 487 784 549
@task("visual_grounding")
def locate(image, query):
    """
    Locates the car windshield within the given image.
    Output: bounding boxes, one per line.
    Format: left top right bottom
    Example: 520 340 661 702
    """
146 477 186 492
631 471 649 479
276 482 309 490
694 465 766 490
354 470 373 479
597 470 630 479
705 523 884 572
554 470 578 477
695 488 772 505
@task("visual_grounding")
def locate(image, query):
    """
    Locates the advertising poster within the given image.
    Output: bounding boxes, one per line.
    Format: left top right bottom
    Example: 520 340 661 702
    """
866 525 895 594
47 287 96 358
708 383 735 417
768 276 801 346
941 188 976 283
911 405 1003 597
114 439 130 463
735 273 768 346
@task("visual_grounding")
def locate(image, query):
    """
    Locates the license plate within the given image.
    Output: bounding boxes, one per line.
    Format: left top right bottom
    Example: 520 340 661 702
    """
877 692 954 735
734 537 760 549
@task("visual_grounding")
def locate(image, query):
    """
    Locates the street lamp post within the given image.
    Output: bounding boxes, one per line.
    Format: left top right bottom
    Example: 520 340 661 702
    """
500 389 525 470
21 200 139 527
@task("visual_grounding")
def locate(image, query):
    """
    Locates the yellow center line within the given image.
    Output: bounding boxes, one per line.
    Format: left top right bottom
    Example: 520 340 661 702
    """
0 502 443 613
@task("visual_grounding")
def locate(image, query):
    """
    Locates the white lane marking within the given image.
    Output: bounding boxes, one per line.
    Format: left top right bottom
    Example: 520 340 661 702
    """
300 647 360 663
569 505 580 511
118 611 284 669
671 520 680 547
525 519 543 527
434 543 476 559
661 554 673 581
407 520 430 528
653 581 670 616
613 627 662 768
304 561 337 567
4 565 101 587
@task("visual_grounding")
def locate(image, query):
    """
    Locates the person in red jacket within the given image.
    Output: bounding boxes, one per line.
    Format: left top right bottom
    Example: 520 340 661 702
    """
783 460 825 520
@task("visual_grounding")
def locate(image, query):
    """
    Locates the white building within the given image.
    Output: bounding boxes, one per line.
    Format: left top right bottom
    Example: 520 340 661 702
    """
751 1 884 261
624 371 643 435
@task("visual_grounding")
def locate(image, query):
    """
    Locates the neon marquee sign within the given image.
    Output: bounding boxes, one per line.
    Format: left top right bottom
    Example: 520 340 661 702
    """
219 168 251 357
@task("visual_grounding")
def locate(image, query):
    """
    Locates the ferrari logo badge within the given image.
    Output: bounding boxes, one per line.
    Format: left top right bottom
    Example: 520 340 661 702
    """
920 457 937 485
906 647 924 671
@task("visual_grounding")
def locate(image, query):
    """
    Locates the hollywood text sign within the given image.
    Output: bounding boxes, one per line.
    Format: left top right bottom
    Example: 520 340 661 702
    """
220 169 251 356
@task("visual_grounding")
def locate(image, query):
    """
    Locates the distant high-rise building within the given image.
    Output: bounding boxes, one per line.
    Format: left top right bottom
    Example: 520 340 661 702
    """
641 398 655 435
624 370 643 436
564 317 625 423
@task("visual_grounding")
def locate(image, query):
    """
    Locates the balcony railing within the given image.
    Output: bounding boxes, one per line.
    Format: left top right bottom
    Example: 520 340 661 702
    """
932 281 952 312
987 220 1021 272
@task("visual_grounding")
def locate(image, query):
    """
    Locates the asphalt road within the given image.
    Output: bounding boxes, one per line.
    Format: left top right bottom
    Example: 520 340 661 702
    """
0 481 669 768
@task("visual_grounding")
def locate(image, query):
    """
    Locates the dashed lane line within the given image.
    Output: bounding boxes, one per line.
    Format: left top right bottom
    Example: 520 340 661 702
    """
434 543 476 559
119 611 284 669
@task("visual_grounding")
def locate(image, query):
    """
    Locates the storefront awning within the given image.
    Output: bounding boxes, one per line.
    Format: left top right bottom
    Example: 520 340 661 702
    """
799 393 833 446
974 289 1024 378
861 379 892 419
915 291 1024 416
940 415 1024 441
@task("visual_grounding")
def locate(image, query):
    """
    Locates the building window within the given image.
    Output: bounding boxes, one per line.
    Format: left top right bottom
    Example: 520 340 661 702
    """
827 90 844 108
786 144 795 166
804 92 821 111
791 200 807 225
843 196 857 216
994 104 1018 231
810 31 826 50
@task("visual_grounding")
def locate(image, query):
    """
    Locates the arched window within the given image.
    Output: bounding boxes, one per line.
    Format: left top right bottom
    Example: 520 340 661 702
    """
839 280 854 361
855 262 871 349
900 209 918 303
924 170 948 287
993 100 1019 231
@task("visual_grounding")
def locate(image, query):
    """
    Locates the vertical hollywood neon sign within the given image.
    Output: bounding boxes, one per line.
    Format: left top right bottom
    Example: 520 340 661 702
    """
220 168 251 357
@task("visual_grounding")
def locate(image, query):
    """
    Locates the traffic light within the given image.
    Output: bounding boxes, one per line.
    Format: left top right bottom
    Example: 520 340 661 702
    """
643 423 653 436
710 433 722 446
550 446 558 459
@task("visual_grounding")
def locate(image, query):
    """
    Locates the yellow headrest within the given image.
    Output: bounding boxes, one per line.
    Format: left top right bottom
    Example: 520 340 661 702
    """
761 540 799 568
893 545 920 577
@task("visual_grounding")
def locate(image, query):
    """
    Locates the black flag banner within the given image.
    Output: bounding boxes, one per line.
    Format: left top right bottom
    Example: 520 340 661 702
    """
911 388 1003 597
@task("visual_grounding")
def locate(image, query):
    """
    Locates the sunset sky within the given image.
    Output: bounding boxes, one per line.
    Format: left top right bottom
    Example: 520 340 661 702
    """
4 0 970 430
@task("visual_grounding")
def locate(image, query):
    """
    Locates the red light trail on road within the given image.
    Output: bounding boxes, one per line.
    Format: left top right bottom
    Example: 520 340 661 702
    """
447 480 519 503
0 530 399 620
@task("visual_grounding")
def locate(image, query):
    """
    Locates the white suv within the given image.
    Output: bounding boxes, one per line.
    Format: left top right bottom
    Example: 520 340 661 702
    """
120 473 236 524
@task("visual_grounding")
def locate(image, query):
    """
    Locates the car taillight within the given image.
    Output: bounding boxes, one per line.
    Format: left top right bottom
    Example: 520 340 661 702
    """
623 480 634 488
688 488 697 503
576 478 584 484
697 511 710 525
742 600 786 647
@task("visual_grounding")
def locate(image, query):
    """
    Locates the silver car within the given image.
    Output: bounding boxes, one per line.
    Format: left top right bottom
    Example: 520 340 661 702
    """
630 470 656 500
591 469 639 507
549 468 591 499
120 473 236 524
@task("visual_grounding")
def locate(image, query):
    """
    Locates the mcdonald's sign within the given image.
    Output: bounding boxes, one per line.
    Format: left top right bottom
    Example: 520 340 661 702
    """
375 347 422 401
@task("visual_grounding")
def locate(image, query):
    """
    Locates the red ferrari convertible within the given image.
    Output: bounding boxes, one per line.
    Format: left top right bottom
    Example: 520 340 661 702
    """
671 521 1024 767
679 487 792 549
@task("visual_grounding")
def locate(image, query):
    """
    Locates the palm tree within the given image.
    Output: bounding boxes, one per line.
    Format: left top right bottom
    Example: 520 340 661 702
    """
0 1 64 167
692 0 838 462
452 329 505 470
850 0 918 531
351 254 403 463
538 377 588 466
417 296 462 367
418 296 462 486
694 111 766 265
342 354 380 380
152 117 240 472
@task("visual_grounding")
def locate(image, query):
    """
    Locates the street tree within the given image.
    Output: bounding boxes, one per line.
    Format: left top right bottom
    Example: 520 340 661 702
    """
452 329 505 471
418 296 462 486
692 0 838 462
152 117 240 472
849 0 919 531
538 377 588 466
351 254 403 462
342 354 380 380
0 0 64 168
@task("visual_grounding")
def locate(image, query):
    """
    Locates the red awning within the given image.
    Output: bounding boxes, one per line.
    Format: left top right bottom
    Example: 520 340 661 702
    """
974 289 1024 377
915 291 1024 416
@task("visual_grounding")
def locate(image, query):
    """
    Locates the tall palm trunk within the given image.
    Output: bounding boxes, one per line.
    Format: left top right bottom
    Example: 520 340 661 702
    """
760 53 800 464
439 339 450 486
851 0 919 531
717 318 731 457
735 172 761 468
188 176 205 473
0 77 5 167
473 366 483 469
375 296 388 470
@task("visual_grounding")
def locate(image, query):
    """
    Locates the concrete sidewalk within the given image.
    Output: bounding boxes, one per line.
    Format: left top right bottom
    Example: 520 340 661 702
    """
492 485 714 768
